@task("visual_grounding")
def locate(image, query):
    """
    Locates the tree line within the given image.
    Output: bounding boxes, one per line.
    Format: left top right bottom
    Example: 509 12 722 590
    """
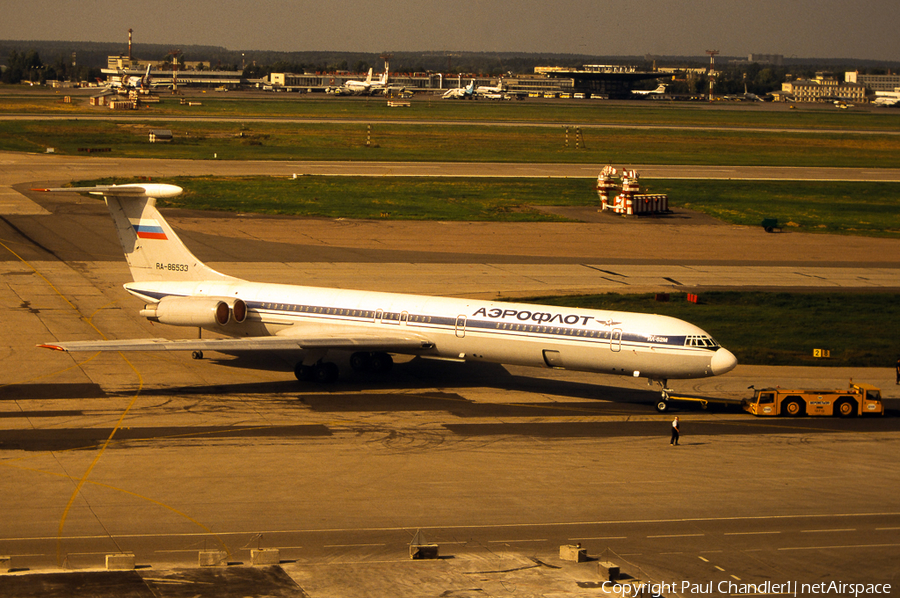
1 49 101 84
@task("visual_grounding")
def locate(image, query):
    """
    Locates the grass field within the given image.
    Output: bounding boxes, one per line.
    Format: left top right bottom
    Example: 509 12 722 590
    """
3 88 900 167
650 179 900 238
4 118 900 168
520 292 900 369
75 175 900 237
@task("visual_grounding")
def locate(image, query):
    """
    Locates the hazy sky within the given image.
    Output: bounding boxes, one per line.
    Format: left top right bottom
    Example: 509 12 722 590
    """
2 0 898 60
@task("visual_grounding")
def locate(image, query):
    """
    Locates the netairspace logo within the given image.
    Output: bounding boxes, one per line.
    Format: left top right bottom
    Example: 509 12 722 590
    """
601 580 892 597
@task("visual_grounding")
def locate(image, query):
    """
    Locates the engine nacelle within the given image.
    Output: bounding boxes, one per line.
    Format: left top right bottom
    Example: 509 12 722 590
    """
140 296 247 327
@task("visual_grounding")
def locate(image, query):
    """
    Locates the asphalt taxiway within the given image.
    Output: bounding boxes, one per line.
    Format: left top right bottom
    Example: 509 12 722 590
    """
1 152 899 596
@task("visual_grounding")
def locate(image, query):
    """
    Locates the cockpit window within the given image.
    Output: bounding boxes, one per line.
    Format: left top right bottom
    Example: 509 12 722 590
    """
684 335 719 348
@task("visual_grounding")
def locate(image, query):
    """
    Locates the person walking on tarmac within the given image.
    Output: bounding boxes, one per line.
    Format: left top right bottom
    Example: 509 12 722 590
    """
896 357 900 385
670 416 680 446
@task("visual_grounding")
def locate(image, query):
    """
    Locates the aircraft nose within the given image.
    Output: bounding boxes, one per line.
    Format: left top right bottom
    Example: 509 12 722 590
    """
710 347 738 375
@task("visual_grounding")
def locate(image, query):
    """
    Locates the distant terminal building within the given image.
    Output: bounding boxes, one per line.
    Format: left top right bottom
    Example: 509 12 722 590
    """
270 71 443 92
268 72 320 90
163 70 245 88
506 73 574 97
107 55 141 71
537 65 661 99
102 61 244 90
845 71 900 92
268 71 574 95
780 72 866 103
249 67 652 97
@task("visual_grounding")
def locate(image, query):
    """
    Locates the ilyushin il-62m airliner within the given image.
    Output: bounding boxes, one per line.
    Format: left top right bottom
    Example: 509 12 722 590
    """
35 184 737 399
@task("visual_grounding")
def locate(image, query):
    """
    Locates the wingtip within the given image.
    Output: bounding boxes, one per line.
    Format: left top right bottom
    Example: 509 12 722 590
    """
38 343 68 352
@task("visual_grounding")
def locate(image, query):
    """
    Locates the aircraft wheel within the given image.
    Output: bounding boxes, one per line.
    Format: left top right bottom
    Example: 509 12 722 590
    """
370 352 393 373
655 400 669 413
191 350 204 360
294 363 315 382
350 351 372 372
314 362 339 383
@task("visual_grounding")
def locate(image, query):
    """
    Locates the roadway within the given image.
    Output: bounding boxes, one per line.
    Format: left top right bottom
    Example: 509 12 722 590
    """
1 151 899 596
4 150 900 184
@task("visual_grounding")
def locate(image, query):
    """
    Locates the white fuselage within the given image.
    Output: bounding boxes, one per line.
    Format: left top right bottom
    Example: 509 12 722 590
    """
125 279 737 381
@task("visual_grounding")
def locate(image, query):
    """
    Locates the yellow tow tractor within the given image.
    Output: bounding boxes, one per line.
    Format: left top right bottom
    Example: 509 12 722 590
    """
742 382 883 417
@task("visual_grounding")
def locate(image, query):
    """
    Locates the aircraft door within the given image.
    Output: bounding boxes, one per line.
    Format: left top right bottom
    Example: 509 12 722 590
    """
611 328 622 352
455 315 466 338
543 350 563 368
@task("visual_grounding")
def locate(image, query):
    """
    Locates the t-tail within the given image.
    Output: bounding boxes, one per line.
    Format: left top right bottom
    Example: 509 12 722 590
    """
141 64 152 89
34 184 234 283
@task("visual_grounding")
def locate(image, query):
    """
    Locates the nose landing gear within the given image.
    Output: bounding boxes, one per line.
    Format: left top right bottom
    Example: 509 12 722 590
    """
652 378 672 412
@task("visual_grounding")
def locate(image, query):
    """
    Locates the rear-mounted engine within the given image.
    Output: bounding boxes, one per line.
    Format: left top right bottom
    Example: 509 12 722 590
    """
140 296 247 327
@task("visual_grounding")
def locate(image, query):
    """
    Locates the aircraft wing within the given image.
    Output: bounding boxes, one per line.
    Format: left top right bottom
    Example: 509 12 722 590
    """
40 332 435 353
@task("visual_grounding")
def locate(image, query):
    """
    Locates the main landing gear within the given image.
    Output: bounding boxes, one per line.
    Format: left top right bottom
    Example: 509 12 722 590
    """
294 351 393 383
348 351 393 374
294 361 339 383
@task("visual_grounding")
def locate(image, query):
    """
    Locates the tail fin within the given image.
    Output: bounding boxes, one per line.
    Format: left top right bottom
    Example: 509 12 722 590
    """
365 68 373 83
34 184 234 283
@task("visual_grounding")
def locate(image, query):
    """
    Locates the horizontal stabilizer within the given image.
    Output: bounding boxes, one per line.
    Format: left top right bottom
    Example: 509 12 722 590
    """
32 184 183 198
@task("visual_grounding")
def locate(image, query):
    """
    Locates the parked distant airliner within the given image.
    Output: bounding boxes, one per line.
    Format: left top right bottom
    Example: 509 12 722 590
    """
35 184 737 393
327 68 389 95
442 80 476 99
106 64 153 94
632 83 668 96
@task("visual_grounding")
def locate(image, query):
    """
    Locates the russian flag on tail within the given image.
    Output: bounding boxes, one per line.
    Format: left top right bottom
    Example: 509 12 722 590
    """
131 219 167 240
